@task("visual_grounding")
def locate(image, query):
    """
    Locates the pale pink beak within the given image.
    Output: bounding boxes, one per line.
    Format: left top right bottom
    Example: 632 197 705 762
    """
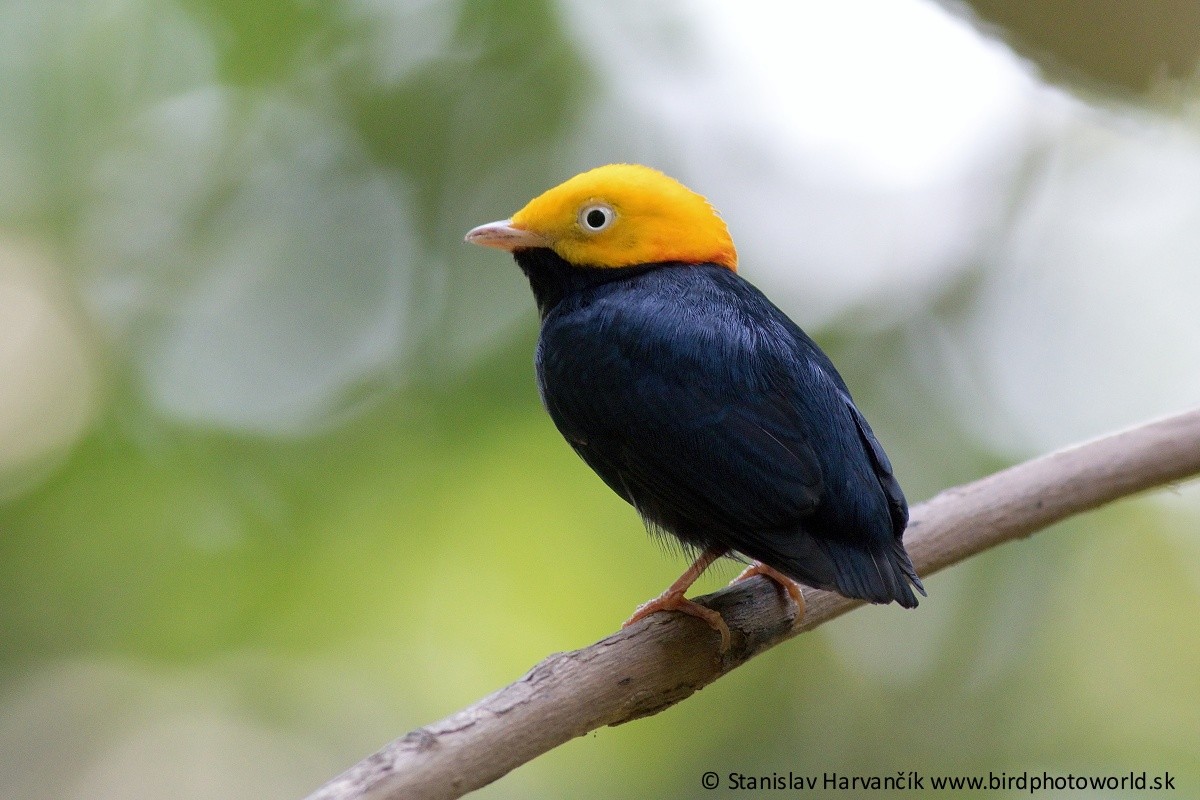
464 219 550 252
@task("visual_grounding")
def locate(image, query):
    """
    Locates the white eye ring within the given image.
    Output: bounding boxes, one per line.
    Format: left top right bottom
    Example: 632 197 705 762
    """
579 203 615 233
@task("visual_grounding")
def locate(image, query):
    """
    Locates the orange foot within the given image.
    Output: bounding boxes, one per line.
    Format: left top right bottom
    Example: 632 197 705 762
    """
622 545 732 652
730 562 807 622
624 589 731 652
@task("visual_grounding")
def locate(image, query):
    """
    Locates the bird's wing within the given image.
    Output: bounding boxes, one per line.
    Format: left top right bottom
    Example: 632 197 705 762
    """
632 373 822 531
541 312 827 537
843 396 909 537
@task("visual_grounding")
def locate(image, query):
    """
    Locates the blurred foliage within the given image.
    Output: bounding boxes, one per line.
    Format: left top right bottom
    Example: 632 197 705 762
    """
1 1 1199 799
958 0 1200 96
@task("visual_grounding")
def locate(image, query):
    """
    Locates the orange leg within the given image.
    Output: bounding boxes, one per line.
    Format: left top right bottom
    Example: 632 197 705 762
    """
623 545 731 651
730 562 806 621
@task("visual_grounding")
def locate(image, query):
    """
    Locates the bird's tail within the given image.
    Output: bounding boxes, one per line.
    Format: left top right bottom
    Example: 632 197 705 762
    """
821 537 926 608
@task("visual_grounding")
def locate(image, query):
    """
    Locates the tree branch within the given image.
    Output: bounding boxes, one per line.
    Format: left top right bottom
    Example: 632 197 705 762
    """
306 408 1200 800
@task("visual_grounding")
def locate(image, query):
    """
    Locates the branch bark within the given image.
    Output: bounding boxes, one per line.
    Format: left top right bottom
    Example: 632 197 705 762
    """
307 408 1200 800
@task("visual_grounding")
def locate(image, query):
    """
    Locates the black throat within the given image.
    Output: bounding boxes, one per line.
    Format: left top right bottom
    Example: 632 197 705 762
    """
513 248 656 319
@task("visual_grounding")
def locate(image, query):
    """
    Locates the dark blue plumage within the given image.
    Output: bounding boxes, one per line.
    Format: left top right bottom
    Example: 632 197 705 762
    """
516 247 925 607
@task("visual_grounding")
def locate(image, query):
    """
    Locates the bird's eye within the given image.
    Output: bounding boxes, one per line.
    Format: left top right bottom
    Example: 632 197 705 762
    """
579 204 614 232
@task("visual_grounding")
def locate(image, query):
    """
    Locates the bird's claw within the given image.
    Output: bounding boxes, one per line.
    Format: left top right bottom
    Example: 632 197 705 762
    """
730 562 807 622
623 590 732 653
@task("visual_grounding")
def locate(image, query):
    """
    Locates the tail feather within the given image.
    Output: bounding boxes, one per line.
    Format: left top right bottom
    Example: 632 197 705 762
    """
739 528 926 608
819 537 925 608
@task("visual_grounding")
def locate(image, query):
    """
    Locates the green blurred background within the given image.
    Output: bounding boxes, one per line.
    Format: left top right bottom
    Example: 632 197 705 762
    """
2 1 1199 797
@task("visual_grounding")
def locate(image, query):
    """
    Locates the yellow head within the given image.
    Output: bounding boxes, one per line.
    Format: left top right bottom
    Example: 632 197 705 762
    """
466 164 738 271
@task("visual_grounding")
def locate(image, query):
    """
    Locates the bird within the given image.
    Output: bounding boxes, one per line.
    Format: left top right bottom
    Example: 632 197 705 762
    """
466 164 924 650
